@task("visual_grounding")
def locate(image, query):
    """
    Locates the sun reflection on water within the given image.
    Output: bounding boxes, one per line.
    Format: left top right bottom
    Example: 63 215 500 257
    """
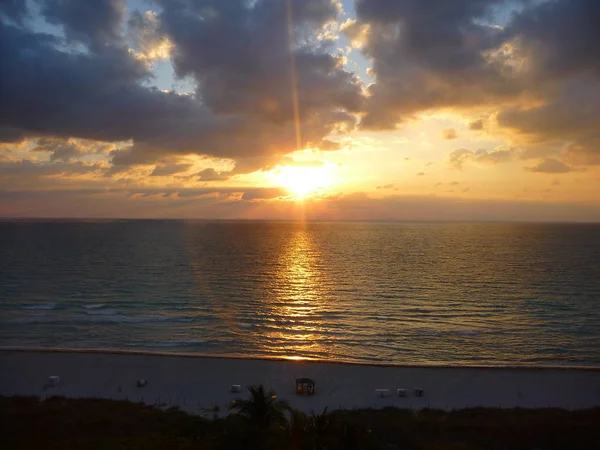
262 226 329 359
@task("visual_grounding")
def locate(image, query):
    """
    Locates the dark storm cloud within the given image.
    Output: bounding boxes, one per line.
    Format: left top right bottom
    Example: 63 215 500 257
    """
155 0 363 130
41 0 126 50
0 0 363 171
498 79 600 165
352 0 516 128
0 20 219 145
0 0 28 23
502 0 600 80
498 80 600 137
114 0 364 164
352 0 600 157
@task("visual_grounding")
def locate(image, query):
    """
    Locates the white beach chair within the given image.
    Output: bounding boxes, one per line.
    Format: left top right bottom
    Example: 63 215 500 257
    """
229 384 241 393
397 388 407 397
375 388 390 398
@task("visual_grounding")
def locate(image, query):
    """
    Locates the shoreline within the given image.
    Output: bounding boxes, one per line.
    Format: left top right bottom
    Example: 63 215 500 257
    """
2 347 600 372
2 349 600 414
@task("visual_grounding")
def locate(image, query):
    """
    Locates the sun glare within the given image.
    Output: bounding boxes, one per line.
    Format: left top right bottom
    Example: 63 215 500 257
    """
274 165 333 198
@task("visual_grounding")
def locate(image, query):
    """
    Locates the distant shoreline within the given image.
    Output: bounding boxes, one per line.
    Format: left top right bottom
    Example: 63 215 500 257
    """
2 347 599 372
1 218 600 224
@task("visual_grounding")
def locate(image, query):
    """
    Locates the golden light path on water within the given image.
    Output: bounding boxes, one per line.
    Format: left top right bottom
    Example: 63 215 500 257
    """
264 225 327 360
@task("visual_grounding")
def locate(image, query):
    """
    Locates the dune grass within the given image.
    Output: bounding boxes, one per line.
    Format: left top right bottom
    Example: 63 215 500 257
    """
2 392 599 449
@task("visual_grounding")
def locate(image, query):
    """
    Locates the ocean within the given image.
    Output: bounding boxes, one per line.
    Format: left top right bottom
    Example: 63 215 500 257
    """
1 220 599 367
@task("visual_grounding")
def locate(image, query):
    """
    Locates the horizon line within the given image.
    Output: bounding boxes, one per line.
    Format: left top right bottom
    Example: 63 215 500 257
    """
1 217 600 225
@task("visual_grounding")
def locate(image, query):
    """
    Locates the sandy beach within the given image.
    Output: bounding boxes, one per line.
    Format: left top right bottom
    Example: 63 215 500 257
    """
1 350 599 416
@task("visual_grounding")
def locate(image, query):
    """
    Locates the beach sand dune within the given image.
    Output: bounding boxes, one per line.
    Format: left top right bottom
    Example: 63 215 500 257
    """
1 350 599 416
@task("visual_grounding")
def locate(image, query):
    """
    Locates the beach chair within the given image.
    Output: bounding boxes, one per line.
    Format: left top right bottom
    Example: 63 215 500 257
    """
375 389 390 398
229 384 241 393
397 388 407 397
137 379 148 388
413 388 424 397
47 376 60 387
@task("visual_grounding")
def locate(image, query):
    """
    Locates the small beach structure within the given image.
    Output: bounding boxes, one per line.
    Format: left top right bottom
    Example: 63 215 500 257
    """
413 388 424 397
295 377 315 395
229 384 241 393
137 379 148 388
47 376 60 387
397 388 407 397
375 388 391 398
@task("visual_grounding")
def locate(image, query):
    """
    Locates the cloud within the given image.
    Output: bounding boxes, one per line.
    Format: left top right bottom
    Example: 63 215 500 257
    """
241 187 287 201
0 158 104 188
442 128 458 140
150 163 193 176
0 0 364 174
561 136 600 166
449 147 518 169
350 0 600 138
127 9 173 63
502 0 600 80
469 119 485 131
526 158 572 174
41 0 126 51
2 187 599 222
196 168 230 181
0 0 28 23
30 138 82 162
498 80 600 165
280 158 326 168
151 0 364 144
352 0 522 129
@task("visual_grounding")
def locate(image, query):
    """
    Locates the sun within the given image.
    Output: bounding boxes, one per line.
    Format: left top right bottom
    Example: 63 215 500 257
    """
274 165 333 198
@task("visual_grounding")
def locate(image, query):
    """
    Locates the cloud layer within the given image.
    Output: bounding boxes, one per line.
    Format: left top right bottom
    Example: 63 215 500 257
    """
349 0 600 168
1 0 362 172
1 0 599 219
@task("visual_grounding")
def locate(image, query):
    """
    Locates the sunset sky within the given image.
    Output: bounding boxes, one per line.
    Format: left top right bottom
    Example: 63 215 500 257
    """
1 0 599 221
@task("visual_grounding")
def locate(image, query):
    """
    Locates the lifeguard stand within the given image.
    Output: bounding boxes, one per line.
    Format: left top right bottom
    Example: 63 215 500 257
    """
295 377 315 395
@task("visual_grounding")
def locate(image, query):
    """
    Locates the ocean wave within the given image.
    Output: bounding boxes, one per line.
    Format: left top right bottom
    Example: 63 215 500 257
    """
88 315 195 324
453 330 480 336
81 304 105 310
149 340 207 348
85 310 119 316
412 328 480 337
12 314 195 324
21 303 56 310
